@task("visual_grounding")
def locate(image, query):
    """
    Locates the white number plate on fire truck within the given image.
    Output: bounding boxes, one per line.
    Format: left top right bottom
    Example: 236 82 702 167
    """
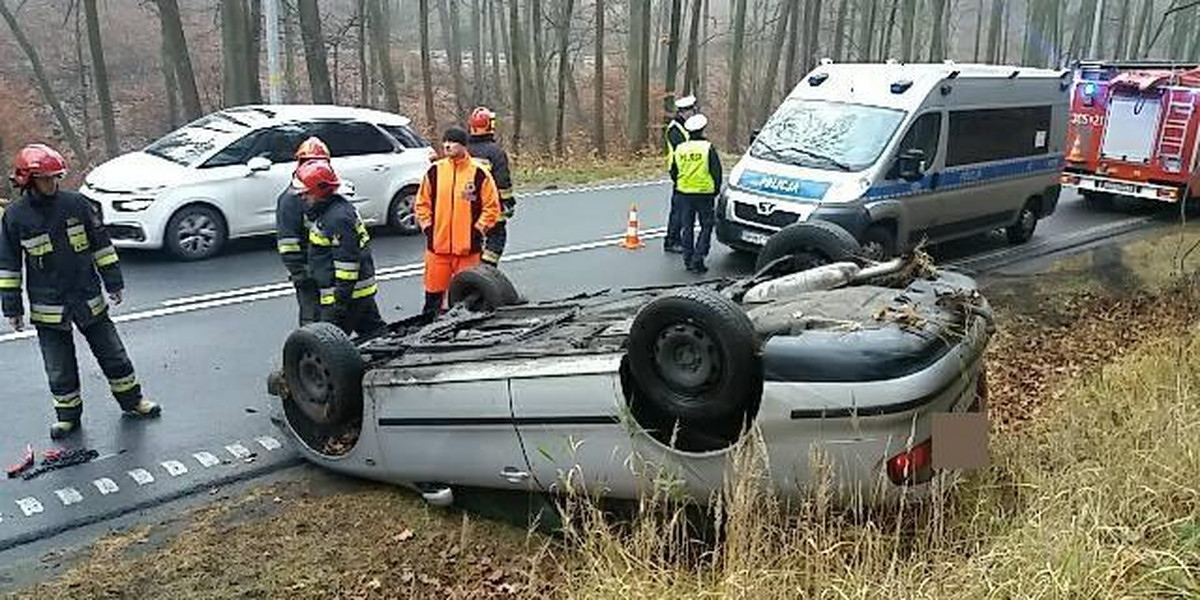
741 230 770 245
1098 180 1137 194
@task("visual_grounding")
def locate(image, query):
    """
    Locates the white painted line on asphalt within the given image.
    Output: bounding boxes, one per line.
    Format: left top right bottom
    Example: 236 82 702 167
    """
15 498 43 517
93 478 120 495
947 216 1154 268
193 452 221 468
520 179 669 198
225 443 254 460
128 469 155 486
161 460 189 477
255 436 283 451
54 488 84 506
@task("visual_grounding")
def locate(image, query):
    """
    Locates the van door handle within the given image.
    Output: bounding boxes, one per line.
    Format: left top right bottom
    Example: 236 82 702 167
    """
500 467 530 484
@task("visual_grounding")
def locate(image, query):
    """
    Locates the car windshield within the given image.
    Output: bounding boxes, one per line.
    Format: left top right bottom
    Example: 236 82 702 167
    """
749 99 906 172
143 112 255 166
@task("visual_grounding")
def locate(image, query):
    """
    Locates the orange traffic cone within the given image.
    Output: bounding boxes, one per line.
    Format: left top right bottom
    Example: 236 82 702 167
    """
1067 133 1085 162
621 203 645 249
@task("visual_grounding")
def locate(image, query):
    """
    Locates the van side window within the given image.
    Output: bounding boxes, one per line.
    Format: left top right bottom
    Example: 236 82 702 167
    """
889 112 941 178
946 106 1052 166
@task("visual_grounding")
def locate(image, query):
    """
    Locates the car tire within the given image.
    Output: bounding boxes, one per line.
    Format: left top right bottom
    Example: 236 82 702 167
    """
1005 199 1039 244
861 223 896 261
165 205 227 261
627 287 762 423
753 220 862 274
388 188 421 235
282 322 364 429
447 264 520 312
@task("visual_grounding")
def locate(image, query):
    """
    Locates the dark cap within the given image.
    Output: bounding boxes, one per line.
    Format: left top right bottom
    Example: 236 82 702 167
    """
443 127 469 145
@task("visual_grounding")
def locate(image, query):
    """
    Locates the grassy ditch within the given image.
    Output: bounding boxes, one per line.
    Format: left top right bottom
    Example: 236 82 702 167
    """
5 229 1200 600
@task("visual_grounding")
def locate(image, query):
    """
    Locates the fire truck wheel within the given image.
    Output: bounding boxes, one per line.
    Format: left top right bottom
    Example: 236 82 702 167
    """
1006 200 1039 244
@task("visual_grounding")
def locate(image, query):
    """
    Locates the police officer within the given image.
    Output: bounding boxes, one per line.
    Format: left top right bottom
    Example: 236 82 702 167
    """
669 114 723 273
466 107 515 266
275 136 330 326
293 160 386 338
663 95 698 254
0 144 161 439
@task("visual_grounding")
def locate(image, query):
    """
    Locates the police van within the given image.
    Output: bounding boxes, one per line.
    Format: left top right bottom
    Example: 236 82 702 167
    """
715 61 1071 261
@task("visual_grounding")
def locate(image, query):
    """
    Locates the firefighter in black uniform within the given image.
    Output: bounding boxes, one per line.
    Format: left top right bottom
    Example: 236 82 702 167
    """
466 107 515 266
275 136 330 326
0 144 161 439
293 160 386 338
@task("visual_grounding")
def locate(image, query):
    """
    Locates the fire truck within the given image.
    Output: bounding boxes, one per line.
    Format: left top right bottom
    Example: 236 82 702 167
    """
1061 60 1200 208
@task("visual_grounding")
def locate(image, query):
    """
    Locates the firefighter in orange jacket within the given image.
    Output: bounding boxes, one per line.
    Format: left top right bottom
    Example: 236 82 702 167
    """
415 127 502 316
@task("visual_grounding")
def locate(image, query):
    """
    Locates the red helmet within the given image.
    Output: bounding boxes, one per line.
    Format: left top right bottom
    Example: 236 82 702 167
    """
468 107 496 136
11 144 67 188
291 160 340 197
294 136 330 161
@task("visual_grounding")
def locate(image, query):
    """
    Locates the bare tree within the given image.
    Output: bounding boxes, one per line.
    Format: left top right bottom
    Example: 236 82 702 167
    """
368 0 400 112
900 0 916 62
783 0 802 92
83 0 119 156
420 0 436 129
554 0 574 155
298 0 334 103
0 0 88 164
358 0 370 105
471 0 485 105
833 0 851 60
221 0 250 106
507 0 526 149
283 0 299 101
759 1 792 125
663 0 683 118
986 0 1004 62
155 0 202 120
530 0 550 151
727 0 748 147
860 0 878 59
683 0 703 94
929 0 947 60
488 0 504 103
593 0 605 156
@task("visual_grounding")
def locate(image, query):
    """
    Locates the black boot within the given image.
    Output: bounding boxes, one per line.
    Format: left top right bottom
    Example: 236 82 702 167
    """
422 292 444 317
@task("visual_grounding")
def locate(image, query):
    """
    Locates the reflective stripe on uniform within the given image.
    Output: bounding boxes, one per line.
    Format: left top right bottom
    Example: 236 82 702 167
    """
109 374 138 394
20 234 53 257
352 277 378 299
53 391 82 409
334 261 359 280
0 269 20 289
319 287 336 305
277 237 302 254
354 222 370 247
87 295 108 316
308 227 334 247
93 245 119 268
67 224 90 252
29 303 64 324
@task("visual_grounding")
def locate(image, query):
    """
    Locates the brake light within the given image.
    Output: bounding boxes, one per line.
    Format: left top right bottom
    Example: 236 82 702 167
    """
887 437 933 486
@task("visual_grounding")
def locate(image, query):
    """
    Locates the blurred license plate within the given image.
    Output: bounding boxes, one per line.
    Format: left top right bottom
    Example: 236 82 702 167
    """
741 230 769 245
1098 180 1136 194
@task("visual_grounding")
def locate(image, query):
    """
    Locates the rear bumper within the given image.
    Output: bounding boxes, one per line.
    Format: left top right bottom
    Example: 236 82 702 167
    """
1060 172 1183 202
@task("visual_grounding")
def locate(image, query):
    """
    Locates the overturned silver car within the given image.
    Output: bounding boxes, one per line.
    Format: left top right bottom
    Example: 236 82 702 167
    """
267 224 994 509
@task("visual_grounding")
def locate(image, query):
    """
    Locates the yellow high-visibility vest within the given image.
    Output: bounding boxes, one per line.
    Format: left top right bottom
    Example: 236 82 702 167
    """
672 140 716 194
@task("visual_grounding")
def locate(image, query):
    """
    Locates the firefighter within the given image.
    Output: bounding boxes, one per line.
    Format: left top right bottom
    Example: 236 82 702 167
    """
669 114 723 273
293 160 386 338
415 127 502 316
275 136 329 327
466 107 515 266
0 144 161 439
663 95 698 254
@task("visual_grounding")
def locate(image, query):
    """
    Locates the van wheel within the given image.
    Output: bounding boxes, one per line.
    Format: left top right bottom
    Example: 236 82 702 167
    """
627 287 762 423
1006 200 1039 244
447 264 520 311
282 322 364 428
165 205 227 261
754 220 862 274
862 224 896 261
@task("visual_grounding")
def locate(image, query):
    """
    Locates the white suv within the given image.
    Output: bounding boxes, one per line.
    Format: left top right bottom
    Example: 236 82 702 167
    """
80 104 435 261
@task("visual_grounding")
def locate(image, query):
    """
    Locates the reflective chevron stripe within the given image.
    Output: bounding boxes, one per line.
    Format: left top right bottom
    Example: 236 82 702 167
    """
93 245 119 267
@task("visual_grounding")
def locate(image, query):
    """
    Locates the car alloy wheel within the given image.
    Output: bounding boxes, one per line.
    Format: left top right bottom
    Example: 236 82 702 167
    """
176 213 219 256
390 190 420 235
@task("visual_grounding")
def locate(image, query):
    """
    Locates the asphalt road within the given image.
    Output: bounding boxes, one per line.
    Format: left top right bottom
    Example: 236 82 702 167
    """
0 180 1173 552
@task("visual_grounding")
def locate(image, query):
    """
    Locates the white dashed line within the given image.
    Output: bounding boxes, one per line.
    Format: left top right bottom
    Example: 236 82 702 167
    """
161 460 189 477
93 478 120 495
54 488 84 506
255 436 282 451
15 497 44 517
192 452 222 468
128 469 155 486
225 443 254 460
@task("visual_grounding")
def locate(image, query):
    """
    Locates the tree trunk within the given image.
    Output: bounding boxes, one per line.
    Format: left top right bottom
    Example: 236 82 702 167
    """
554 0 574 155
972 0 983 61
248 0 264 103
860 0 876 59
155 0 202 120
881 0 899 58
984 0 1002 62
1169 2 1190 59
471 0 485 105
682 0 702 94
74 4 92 153
727 0 748 148
297 0 333 103
783 0 802 92
593 0 605 156
358 0 371 105
283 0 299 101
507 0 526 150
833 0 850 60
1115 0 1131 59
368 0 400 112
928 0 946 60
530 0 550 151
161 33 180 129
221 0 249 106
663 0 683 116
1131 0 1153 58
488 0 504 103
436 0 467 118
0 0 88 164
899 0 916 62
419 0 436 130
638 0 651 149
83 0 119 157
758 1 792 124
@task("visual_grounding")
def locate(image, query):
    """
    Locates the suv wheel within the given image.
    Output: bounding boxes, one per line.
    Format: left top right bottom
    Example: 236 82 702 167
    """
388 188 421 235
165 205 227 261
1005 200 1039 244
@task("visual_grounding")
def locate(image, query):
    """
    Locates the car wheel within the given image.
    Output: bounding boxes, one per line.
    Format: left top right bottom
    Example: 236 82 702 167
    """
388 188 421 235
447 264 521 312
165 205 227 261
1005 200 1039 244
861 224 896 261
627 287 762 423
753 220 862 274
282 322 364 429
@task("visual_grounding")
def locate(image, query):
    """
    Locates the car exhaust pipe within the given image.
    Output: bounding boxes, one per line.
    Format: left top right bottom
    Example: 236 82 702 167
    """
741 261 862 303
851 256 910 283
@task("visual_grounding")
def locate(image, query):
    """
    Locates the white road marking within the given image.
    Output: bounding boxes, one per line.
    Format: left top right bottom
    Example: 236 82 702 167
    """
93 478 120 495
161 460 188 477
225 443 254 460
55 488 84 506
520 179 669 198
15 497 43 517
192 452 222 468
255 436 282 451
128 469 155 486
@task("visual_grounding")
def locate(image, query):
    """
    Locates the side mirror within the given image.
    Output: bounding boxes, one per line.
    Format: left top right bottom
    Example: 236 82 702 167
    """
750 128 761 144
897 148 926 182
247 156 272 173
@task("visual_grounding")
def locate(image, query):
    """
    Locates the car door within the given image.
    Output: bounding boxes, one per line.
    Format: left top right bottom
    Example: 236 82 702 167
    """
305 121 398 225
206 124 305 236
509 361 642 499
878 110 947 246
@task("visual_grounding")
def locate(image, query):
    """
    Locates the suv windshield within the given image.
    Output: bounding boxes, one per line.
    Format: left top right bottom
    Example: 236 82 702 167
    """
749 99 906 172
144 113 255 166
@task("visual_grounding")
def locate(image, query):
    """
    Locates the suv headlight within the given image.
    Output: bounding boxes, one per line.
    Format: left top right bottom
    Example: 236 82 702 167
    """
113 198 155 212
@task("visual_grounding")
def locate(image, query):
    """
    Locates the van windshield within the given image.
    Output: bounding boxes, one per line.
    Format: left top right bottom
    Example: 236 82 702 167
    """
749 99 906 172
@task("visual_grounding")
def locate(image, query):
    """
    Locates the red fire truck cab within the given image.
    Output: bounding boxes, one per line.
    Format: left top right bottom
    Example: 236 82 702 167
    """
1062 60 1200 207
